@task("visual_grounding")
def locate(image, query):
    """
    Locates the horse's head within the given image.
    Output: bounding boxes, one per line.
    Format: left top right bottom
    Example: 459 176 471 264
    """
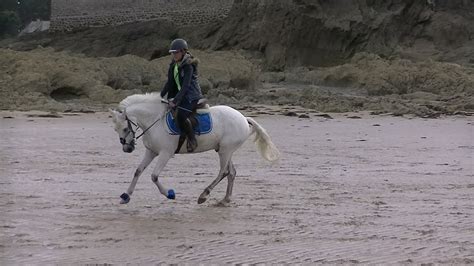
110 109 136 153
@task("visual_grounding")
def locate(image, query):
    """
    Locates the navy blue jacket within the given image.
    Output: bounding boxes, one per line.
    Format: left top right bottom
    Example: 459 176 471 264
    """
160 53 202 105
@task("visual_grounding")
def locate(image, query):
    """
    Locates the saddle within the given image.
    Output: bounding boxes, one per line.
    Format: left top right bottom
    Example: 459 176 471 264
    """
172 99 211 153
195 98 210 113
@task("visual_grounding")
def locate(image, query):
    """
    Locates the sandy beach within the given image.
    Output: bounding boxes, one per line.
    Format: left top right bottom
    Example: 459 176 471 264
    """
0 110 473 264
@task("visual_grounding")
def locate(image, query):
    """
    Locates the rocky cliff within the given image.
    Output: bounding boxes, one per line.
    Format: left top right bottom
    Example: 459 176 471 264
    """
203 0 473 70
1 1 473 115
5 0 473 68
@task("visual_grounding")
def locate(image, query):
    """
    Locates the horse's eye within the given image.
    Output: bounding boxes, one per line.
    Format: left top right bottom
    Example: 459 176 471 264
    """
123 128 128 133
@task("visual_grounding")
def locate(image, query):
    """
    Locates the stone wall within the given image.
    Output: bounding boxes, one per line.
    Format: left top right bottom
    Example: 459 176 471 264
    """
50 0 233 31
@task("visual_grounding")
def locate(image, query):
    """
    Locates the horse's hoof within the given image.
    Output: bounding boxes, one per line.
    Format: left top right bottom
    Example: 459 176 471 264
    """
215 200 231 207
120 193 130 204
167 189 175 200
221 198 231 204
197 189 210 204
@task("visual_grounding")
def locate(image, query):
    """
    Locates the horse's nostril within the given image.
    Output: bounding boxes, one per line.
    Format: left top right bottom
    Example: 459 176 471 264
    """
120 138 125 144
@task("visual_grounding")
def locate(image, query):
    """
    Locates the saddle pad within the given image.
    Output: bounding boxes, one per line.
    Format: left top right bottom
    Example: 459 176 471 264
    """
166 112 213 135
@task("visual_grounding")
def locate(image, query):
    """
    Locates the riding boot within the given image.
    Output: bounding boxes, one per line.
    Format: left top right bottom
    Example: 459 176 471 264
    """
184 118 198 152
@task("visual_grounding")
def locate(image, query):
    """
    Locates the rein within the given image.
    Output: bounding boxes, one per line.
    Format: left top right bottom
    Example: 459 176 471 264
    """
125 113 164 141
123 101 173 142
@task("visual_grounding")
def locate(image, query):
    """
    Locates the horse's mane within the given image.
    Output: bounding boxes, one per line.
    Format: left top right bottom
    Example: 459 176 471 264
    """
118 93 163 111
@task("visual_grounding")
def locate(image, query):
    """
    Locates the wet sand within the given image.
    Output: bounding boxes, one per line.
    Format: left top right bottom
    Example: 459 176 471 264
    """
0 111 473 264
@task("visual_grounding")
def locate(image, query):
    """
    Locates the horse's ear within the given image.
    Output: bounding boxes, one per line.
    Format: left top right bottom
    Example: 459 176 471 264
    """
109 108 124 115
109 108 123 122
109 108 117 119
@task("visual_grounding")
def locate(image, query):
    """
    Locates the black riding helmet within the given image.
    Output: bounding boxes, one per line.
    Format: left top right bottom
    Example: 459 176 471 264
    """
169 38 188 53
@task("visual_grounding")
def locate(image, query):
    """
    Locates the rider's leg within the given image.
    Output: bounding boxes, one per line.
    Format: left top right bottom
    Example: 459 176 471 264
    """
176 100 198 152
183 118 197 152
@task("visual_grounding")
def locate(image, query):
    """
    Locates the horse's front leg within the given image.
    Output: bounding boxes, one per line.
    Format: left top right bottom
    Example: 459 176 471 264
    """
120 149 156 204
150 152 175 200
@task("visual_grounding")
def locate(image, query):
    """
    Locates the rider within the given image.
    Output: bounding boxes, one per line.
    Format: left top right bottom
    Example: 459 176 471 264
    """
160 38 203 152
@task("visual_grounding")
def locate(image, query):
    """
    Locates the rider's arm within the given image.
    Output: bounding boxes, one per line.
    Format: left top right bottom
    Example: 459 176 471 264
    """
160 65 173 98
160 80 170 98
172 64 193 105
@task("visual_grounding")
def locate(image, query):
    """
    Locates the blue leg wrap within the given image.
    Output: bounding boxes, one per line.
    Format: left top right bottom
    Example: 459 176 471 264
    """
167 189 175 200
120 193 130 203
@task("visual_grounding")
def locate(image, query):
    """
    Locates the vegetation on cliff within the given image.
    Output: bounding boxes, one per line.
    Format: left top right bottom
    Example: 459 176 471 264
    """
1 1 473 116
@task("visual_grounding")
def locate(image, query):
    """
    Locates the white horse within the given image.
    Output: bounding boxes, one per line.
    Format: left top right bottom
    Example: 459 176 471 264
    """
110 93 280 205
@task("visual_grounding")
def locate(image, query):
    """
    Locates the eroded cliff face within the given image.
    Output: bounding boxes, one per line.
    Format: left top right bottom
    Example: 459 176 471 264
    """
6 0 472 69
205 0 473 70
1 0 472 114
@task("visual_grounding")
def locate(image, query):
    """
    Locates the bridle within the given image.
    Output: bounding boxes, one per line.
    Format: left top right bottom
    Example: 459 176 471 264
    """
119 100 172 145
120 117 136 145
121 112 164 144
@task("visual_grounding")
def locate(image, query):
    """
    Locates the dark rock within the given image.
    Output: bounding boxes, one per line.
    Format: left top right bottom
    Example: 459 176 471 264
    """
370 111 386 115
284 111 298 117
78 110 95 113
421 113 441 119
453 111 473 116
391 113 404 117
27 113 62 118
315 114 333 119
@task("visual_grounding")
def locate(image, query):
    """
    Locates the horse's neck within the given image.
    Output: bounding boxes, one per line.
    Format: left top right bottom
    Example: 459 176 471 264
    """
127 103 165 129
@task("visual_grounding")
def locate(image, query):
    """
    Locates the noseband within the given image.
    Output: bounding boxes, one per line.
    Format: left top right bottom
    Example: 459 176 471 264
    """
120 116 137 145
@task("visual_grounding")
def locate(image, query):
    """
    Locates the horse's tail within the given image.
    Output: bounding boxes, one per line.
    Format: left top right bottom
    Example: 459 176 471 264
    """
246 117 280 162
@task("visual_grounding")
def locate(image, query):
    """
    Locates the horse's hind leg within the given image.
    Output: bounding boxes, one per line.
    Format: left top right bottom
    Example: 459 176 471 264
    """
221 160 236 204
197 150 233 204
